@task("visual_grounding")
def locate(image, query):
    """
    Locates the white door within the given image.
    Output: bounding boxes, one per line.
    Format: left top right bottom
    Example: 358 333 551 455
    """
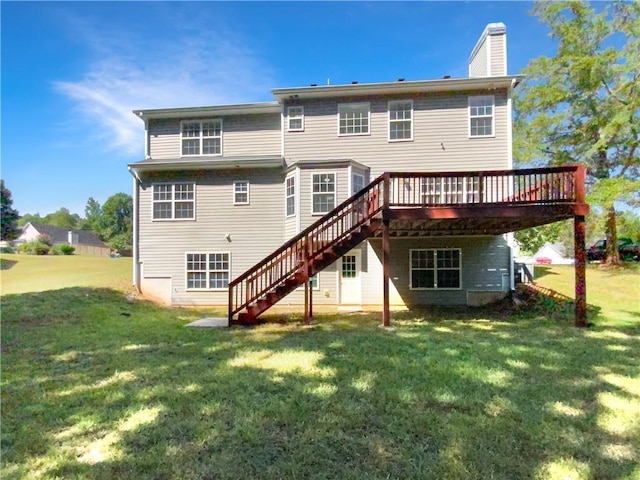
340 251 361 304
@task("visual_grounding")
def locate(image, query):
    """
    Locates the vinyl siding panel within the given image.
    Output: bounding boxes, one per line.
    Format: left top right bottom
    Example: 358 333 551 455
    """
284 92 509 177
490 34 506 76
148 113 281 159
362 236 510 306
138 168 286 305
469 40 488 77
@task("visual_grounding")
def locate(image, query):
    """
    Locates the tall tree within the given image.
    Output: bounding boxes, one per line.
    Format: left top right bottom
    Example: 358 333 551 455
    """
1 179 20 241
18 213 44 227
83 197 102 232
43 207 80 230
100 193 133 250
515 1 640 264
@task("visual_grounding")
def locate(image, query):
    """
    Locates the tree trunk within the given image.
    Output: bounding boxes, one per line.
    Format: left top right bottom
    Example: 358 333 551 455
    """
604 205 620 265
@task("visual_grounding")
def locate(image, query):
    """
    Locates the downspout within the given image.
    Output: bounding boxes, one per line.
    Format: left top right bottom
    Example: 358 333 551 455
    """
128 166 141 293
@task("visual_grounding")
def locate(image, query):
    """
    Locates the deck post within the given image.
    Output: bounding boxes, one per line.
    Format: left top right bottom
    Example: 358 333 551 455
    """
574 214 587 327
382 173 391 327
304 235 310 324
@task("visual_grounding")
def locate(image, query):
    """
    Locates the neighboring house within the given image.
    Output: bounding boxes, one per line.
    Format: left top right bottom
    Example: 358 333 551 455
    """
17 223 110 256
129 23 590 326
533 242 574 265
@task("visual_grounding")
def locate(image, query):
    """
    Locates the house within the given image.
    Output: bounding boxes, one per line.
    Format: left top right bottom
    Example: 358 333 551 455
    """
17 222 111 256
129 23 590 326
533 242 574 265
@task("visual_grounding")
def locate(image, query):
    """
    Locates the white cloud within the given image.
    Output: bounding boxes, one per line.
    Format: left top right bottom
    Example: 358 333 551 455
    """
53 8 275 156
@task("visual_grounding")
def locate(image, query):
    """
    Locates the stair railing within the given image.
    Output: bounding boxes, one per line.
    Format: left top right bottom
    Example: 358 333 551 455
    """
228 174 386 322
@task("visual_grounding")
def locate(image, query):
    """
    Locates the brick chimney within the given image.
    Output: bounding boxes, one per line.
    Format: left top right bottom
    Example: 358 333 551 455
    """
468 23 507 77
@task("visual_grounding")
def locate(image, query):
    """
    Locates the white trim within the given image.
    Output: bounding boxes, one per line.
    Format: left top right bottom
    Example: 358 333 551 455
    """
311 171 337 215
347 164 353 197
180 119 223 157
503 33 508 76
151 182 196 221
387 99 414 142
487 33 492 76
285 173 296 217
468 95 495 138
297 273 320 291
409 248 462 290
185 251 231 291
507 88 514 170
295 168 301 233
286 106 304 132
233 180 250 205
280 109 285 156
337 102 370 136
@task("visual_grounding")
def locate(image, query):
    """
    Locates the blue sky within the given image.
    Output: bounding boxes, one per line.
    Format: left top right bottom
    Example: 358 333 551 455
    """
1 1 556 217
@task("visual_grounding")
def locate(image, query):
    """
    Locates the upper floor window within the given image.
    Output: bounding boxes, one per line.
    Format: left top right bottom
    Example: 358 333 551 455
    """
420 177 479 204
233 181 249 205
410 249 461 290
287 106 304 132
152 183 195 220
388 100 413 141
186 252 230 290
285 175 296 217
312 173 336 214
469 96 494 137
338 103 370 136
181 120 222 156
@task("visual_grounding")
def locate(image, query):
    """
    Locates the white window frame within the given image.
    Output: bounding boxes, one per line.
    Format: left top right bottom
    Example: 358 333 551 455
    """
469 96 495 138
297 274 320 291
311 172 337 215
420 177 480 204
181 119 223 156
338 102 370 136
409 249 462 290
152 183 196 221
352 172 365 196
233 181 250 205
287 106 304 132
285 174 296 217
388 99 413 142
185 252 230 291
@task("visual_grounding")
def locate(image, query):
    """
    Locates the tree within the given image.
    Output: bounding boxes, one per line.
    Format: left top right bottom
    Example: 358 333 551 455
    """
18 213 44 227
1 179 20 241
99 193 133 249
515 1 640 265
83 197 102 232
43 207 81 230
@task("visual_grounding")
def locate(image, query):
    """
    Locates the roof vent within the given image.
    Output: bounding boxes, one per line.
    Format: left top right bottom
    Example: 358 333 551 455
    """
310 83 317 87
443 75 451 79
351 81 358 84
397 78 405 82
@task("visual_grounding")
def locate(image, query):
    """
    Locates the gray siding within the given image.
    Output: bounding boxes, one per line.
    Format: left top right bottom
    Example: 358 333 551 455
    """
490 34 506 76
148 113 281 159
362 236 510 306
284 92 510 178
138 168 286 305
469 39 488 77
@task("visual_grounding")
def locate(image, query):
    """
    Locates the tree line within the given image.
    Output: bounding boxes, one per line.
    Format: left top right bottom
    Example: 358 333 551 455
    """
1 180 132 251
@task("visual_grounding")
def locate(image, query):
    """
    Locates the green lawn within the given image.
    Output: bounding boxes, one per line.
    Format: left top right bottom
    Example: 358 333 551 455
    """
1 256 639 479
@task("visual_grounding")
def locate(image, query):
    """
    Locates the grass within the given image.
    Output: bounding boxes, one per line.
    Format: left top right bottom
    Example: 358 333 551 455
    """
1 255 639 479
1 253 132 295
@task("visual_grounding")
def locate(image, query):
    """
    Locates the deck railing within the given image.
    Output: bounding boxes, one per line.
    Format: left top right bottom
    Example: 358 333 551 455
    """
228 165 586 322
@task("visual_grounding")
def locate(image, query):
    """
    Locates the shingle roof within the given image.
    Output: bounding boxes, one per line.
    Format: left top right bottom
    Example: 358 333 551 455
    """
27 223 108 248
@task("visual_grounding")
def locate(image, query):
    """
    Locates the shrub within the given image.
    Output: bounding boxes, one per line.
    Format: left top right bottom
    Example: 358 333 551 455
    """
0 245 15 254
16 236 52 255
50 244 75 255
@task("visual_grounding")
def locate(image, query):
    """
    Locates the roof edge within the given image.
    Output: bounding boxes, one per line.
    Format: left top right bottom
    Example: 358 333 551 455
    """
133 102 281 120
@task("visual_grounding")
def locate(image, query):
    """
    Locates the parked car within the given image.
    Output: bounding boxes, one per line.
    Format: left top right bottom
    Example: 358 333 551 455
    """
586 237 636 261
620 242 640 262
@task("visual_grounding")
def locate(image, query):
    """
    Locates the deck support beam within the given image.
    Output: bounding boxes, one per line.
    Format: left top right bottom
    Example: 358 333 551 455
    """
382 173 391 327
574 215 587 327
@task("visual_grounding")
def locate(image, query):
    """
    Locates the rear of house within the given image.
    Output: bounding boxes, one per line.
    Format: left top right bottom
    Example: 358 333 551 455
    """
129 23 527 312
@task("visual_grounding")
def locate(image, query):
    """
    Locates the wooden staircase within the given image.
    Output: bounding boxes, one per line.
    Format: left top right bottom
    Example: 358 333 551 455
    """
228 175 385 325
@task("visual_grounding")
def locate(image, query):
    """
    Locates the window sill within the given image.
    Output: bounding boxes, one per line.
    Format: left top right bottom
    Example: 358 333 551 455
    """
152 218 196 222
388 138 414 143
